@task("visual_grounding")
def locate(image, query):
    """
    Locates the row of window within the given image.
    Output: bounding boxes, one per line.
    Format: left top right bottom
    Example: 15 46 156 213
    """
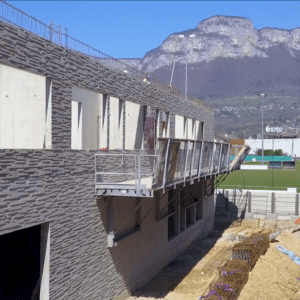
167 187 204 240
0 64 205 150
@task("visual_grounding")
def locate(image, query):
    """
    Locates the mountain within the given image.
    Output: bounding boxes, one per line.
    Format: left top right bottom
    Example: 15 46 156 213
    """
134 16 300 99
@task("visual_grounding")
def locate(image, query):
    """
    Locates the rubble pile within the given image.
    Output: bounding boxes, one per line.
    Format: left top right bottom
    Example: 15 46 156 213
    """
200 232 270 300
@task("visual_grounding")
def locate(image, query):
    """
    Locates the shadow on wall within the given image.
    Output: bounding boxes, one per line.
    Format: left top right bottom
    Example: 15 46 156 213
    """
215 191 247 223
134 106 144 150
131 236 221 298
94 191 244 299
94 193 212 299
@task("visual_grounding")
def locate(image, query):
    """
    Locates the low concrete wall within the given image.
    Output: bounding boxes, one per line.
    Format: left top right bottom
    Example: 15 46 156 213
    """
215 189 300 221
240 165 268 170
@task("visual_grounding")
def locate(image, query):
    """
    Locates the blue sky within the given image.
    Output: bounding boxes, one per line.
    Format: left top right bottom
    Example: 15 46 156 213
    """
7 1 300 59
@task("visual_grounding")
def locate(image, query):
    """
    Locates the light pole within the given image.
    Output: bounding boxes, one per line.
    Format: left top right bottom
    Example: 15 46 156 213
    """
258 93 267 165
170 56 185 88
178 34 196 100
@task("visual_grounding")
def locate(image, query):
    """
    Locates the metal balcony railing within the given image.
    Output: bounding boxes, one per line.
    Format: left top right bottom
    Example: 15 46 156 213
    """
95 152 158 197
230 144 251 171
94 138 251 197
153 138 232 193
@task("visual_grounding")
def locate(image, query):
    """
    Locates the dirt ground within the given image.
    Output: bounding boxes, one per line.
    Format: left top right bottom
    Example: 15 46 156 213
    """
127 219 300 300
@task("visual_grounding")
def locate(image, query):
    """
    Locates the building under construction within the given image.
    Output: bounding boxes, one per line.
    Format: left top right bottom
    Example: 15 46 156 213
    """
0 3 249 300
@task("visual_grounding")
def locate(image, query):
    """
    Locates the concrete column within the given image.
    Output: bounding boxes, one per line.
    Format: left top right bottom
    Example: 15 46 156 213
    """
108 198 114 234
211 175 215 195
45 78 52 149
271 192 275 214
107 95 110 148
136 197 142 230
296 194 299 216
225 190 229 211
233 189 236 205
155 191 160 222
248 192 251 213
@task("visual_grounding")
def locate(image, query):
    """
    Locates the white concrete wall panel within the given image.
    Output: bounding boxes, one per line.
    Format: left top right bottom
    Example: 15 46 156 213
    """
162 112 170 138
196 121 204 141
99 94 107 148
72 86 100 150
188 118 193 140
125 101 143 149
175 115 184 139
71 101 82 150
0 64 46 149
109 96 123 149
45 78 52 149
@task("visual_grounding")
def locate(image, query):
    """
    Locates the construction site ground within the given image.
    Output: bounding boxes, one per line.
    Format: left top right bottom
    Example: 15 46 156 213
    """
127 219 300 300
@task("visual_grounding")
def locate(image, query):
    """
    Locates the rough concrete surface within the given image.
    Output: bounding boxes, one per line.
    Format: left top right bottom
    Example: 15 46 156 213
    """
126 219 300 300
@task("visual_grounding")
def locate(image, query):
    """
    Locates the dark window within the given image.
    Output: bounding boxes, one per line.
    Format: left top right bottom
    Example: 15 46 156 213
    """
186 206 193 227
196 197 203 220
168 214 175 239
168 189 177 240
0 225 41 300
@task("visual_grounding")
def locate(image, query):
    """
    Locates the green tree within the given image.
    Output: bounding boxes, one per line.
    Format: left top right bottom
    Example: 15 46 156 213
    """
274 149 283 156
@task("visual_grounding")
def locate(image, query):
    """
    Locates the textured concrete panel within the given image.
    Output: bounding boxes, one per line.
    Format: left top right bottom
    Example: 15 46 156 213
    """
0 20 215 300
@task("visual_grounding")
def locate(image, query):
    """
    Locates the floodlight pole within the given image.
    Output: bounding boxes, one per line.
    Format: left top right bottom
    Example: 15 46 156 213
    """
262 96 264 166
178 34 195 100
272 137 274 190
258 93 267 166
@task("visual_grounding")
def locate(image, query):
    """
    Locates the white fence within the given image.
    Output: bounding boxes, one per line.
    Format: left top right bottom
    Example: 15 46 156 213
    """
215 188 299 220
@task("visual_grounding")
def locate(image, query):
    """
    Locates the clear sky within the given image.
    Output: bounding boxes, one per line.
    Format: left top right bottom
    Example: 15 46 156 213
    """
7 1 300 59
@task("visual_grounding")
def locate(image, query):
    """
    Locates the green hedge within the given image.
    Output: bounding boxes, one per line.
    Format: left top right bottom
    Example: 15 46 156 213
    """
256 149 283 156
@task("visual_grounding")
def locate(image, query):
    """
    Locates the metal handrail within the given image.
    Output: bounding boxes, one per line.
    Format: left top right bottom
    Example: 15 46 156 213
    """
95 153 159 192
94 139 244 194
95 153 138 190
153 139 231 190
0 1 213 111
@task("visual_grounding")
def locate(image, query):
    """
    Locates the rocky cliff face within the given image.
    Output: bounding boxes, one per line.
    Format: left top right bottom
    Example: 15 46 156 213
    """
138 16 300 72
135 16 300 98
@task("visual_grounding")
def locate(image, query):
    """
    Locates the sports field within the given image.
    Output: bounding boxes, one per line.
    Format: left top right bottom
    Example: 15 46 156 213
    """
216 161 300 192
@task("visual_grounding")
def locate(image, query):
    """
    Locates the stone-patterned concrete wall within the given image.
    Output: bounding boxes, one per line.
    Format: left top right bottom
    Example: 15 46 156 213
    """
97 182 215 293
0 20 215 300
0 21 214 151
0 149 127 299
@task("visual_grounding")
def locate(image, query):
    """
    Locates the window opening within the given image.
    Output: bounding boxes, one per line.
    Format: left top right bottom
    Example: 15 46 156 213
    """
184 117 188 139
155 109 160 146
44 78 52 149
71 101 82 149
196 195 203 221
0 225 41 299
168 189 178 240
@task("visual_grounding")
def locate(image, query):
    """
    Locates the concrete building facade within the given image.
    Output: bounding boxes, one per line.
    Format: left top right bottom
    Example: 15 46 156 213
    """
0 18 224 300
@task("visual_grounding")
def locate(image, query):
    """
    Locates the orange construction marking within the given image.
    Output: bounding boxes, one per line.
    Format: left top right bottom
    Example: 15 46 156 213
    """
295 217 300 225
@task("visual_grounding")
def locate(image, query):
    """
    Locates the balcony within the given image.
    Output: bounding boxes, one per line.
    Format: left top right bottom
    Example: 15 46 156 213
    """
95 138 250 197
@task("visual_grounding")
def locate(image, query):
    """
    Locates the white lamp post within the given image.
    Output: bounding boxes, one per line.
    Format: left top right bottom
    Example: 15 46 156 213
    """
258 93 267 165
178 34 196 100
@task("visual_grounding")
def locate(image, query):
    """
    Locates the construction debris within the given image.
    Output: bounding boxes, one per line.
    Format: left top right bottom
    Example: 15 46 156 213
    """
269 230 281 241
200 232 270 299
128 219 300 300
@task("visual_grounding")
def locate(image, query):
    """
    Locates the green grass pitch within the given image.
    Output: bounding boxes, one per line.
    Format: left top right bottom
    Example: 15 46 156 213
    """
216 161 300 192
